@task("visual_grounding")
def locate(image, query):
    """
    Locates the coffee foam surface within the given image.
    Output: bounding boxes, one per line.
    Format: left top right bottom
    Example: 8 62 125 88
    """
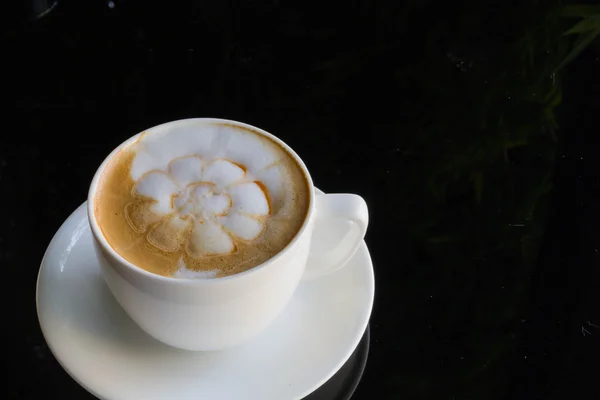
130 123 282 180
95 120 309 278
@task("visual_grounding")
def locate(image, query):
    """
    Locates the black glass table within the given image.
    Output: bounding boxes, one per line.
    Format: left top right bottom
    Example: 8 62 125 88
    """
2 1 599 399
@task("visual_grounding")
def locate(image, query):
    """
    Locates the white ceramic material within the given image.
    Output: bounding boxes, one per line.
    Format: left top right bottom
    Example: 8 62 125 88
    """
87 118 369 351
36 201 375 400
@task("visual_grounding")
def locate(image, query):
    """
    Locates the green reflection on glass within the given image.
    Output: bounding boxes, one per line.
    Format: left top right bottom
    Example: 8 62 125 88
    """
312 2 599 398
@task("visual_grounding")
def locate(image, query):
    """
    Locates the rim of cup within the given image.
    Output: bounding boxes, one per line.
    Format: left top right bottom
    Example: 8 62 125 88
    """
87 118 316 285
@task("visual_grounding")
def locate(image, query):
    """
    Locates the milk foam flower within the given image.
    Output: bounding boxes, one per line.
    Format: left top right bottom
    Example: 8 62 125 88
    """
125 156 270 256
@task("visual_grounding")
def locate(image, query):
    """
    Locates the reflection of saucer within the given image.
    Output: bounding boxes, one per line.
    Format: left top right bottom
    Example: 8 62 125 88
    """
36 201 375 400
304 326 370 400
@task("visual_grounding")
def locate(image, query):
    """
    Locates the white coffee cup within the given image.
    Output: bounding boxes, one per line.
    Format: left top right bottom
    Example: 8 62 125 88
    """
87 118 369 351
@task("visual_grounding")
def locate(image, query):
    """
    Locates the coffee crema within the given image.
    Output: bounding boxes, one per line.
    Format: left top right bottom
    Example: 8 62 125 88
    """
94 121 310 278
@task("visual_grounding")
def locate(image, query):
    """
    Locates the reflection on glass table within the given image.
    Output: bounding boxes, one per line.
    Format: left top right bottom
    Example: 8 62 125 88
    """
304 326 370 400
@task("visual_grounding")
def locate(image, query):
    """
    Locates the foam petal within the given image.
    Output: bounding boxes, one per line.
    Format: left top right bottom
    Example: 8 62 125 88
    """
254 164 285 213
168 156 204 187
147 216 191 252
129 123 219 180
228 182 270 216
133 171 178 215
223 130 281 170
187 219 235 257
202 159 245 188
219 212 265 241
124 202 163 233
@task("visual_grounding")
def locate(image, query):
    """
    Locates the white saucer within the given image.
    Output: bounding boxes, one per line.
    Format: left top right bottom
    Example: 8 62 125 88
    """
36 199 375 400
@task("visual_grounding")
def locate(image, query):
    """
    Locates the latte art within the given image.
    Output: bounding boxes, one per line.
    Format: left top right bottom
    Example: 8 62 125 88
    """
94 121 310 278
126 156 272 257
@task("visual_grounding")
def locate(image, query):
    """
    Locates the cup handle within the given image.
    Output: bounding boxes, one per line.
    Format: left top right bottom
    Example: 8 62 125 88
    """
302 193 369 280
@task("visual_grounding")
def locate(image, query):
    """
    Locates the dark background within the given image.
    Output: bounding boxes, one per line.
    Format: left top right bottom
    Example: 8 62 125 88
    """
1 0 599 398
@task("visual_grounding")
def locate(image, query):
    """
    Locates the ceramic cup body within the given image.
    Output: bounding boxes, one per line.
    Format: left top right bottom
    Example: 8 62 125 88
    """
88 118 368 351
